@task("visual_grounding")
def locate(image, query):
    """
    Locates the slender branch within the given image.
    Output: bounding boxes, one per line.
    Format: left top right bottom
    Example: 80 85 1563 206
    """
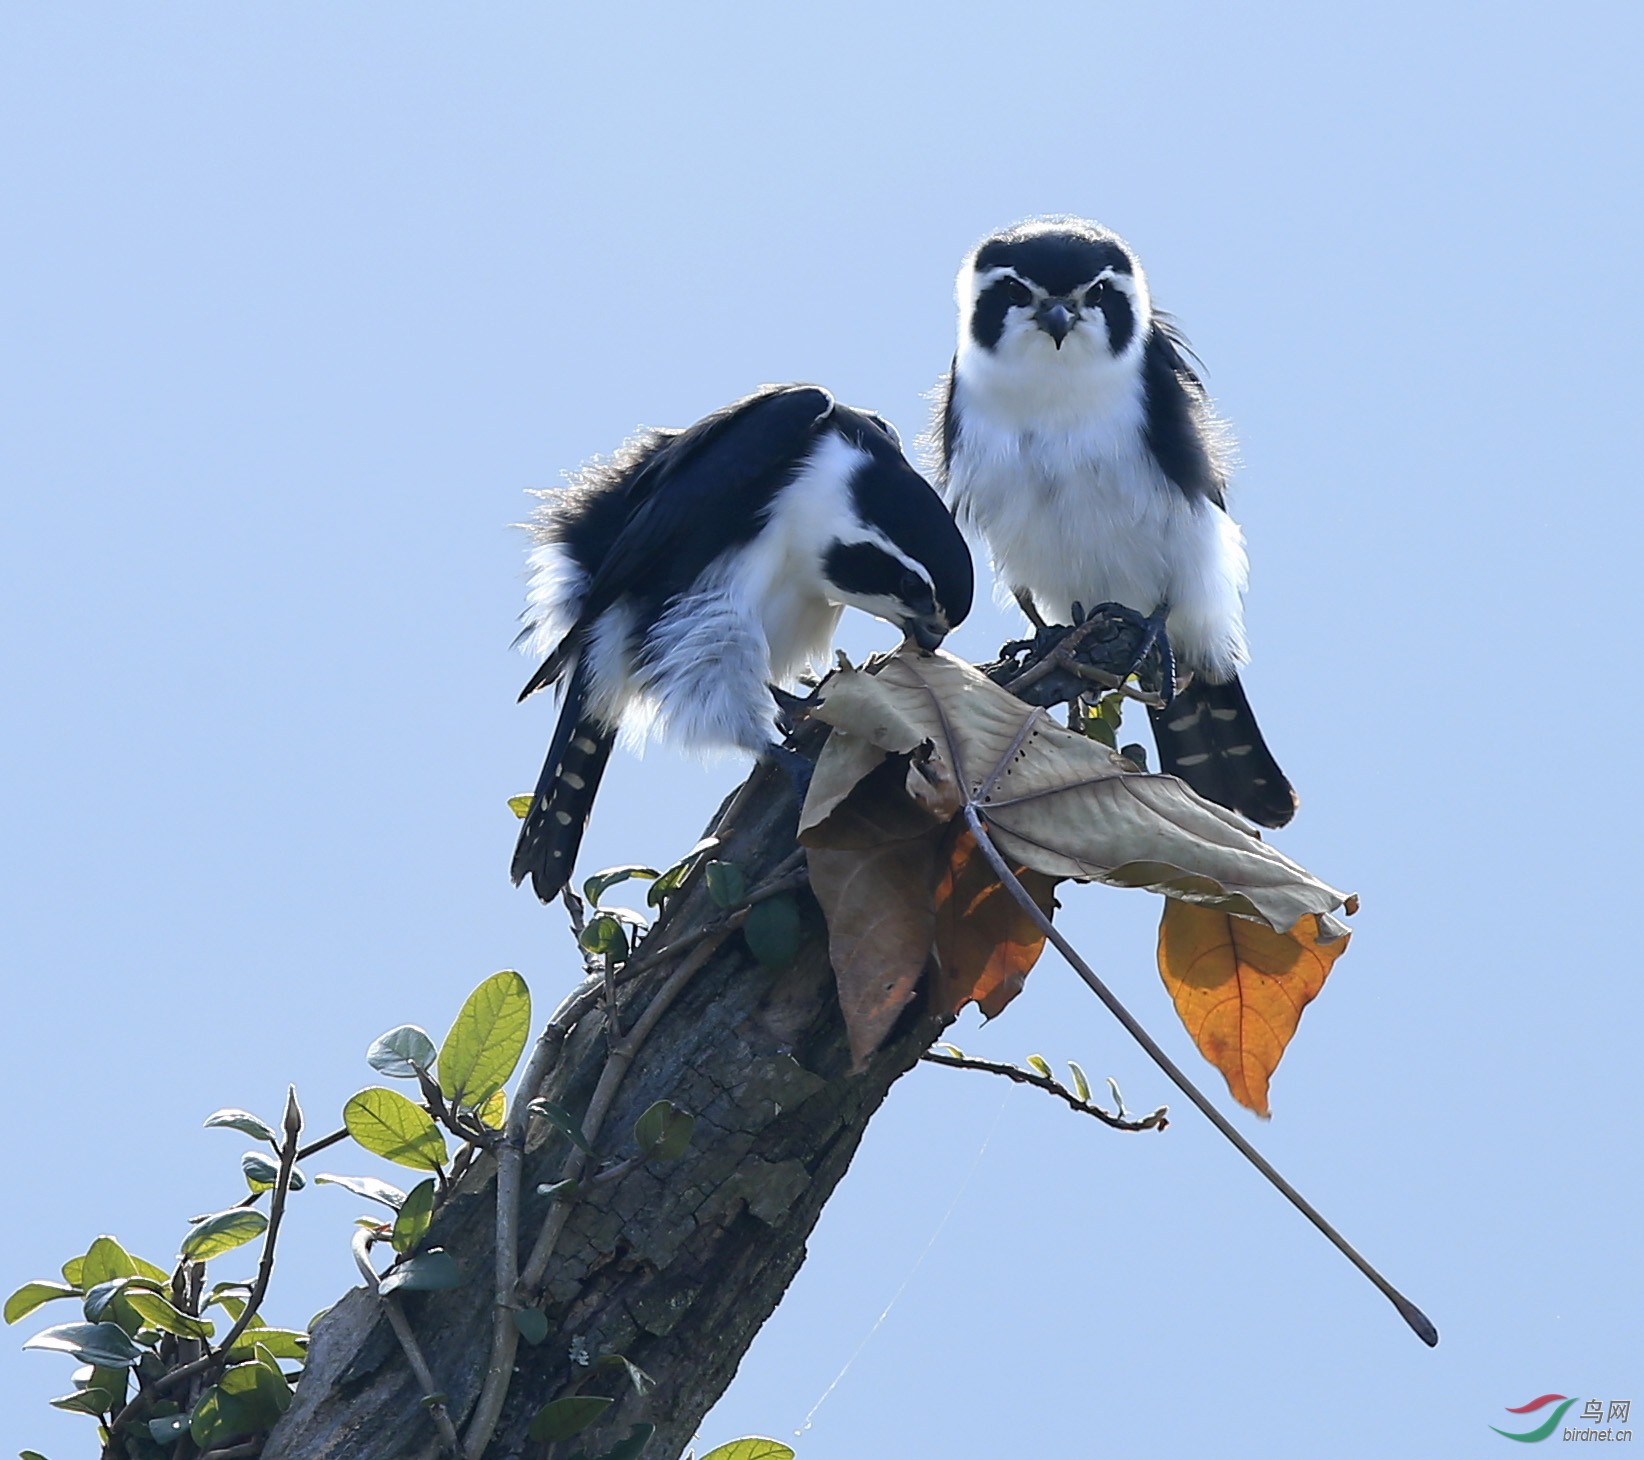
351 1232 462 1456
518 927 731 1297
198 1444 264 1460
461 976 599 1458
919 1050 1167 1132
107 1092 308 1443
961 803 1439 1348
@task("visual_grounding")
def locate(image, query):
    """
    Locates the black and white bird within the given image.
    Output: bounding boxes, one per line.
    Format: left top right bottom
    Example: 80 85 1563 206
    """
933 217 1296 828
512 384 974 902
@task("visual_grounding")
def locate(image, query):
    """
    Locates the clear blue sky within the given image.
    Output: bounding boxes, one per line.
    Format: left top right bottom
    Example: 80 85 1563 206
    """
4 4 1640 1456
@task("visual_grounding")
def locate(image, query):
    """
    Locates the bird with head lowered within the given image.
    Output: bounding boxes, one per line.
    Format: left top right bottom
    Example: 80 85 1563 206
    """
512 383 974 903
932 216 1296 829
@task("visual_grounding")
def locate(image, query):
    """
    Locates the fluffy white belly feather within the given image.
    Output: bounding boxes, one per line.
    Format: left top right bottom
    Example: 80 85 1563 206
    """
950 422 1249 679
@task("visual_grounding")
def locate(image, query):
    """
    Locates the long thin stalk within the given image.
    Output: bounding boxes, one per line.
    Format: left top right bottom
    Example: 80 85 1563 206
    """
962 803 1439 1348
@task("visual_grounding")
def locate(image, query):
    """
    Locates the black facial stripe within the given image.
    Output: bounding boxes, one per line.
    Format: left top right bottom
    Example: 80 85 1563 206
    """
969 277 1021 349
1095 286 1135 354
824 541 910 604
974 233 1134 299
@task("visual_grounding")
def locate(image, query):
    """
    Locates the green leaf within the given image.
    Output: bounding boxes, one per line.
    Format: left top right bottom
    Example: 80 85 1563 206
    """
513 1308 550 1345
646 837 718 907
203 1109 278 1144
367 1024 437 1079
528 1395 613 1443
128 1252 171 1283
125 1290 214 1341
596 1422 657 1460
476 1088 507 1130
583 864 661 906
704 860 746 908
529 1098 595 1154
189 1363 286 1447
50 1387 114 1416
21 1451 51 1460
437 971 531 1110
378 1250 460 1296
343 1088 449 1172
23 1321 144 1368
1107 1077 1125 1112
391 1178 436 1256
225 1326 307 1361
78 1237 136 1288
699 1441 796 1460
314 1172 408 1210
742 894 802 968
83 1363 130 1409
508 793 533 819
1025 1053 1052 1079
149 1413 191 1444
179 1208 268 1263
1068 1060 1092 1103
242 1151 305 1193
5 1281 78 1325
633 1100 693 1162
578 913 630 961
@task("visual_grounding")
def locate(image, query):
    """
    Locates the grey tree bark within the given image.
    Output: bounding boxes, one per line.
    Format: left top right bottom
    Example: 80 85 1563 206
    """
263 763 944 1460
262 622 1144 1460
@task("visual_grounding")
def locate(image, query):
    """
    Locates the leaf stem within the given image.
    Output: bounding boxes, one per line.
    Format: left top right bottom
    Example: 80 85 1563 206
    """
961 803 1438 1348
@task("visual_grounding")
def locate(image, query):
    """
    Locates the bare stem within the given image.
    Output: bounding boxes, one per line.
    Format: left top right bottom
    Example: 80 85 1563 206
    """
961 803 1439 1348
518 928 731 1297
351 1232 462 1456
460 976 598 1458
920 1050 1167 1132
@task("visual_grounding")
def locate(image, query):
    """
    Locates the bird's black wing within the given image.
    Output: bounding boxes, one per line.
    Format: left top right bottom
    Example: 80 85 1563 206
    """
1142 317 1226 507
573 384 835 626
518 385 834 701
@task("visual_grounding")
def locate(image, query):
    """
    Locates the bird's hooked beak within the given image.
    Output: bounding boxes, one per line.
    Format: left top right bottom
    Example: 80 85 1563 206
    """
1034 299 1075 348
905 615 949 653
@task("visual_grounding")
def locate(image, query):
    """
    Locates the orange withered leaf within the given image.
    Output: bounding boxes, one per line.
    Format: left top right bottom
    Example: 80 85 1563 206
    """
1156 902 1352 1117
931 826 1057 1020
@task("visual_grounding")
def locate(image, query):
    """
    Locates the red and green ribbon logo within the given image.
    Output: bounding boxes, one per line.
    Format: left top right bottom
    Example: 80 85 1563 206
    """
1493 1394 1579 1442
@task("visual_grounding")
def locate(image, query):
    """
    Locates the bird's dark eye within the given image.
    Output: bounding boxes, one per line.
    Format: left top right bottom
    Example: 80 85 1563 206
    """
1003 278 1033 307
899 571 927 602
1085 280 1107 307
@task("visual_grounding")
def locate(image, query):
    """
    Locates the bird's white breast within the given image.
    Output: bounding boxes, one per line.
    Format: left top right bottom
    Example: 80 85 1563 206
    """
946 358 1249 679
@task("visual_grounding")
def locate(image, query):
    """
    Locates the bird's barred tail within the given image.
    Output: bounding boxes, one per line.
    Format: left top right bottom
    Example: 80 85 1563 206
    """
1148 675 1297 829
511 666 616 904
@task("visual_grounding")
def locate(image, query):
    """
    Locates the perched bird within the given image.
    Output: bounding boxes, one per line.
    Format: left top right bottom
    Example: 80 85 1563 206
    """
932 217 1296 828
512 383 974 902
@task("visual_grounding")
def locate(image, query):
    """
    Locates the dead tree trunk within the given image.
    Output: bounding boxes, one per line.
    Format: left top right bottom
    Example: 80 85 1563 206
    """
263 622 1146 1460
264 765 944 1460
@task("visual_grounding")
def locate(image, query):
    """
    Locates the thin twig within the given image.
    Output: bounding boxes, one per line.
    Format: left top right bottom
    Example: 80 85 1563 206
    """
197 1443 264 1460
106 1091 308 1441
518 928 731 1297
351 1231 462 1456
461 977 597 1458
920 1050 1167 1132
961 803 1439 1348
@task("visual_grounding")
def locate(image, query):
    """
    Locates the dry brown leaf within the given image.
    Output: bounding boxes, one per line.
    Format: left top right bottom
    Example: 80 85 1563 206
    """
802 755 946 1068
931 826 1057 1020
811 650 1350 936
1156 901 1352 1117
